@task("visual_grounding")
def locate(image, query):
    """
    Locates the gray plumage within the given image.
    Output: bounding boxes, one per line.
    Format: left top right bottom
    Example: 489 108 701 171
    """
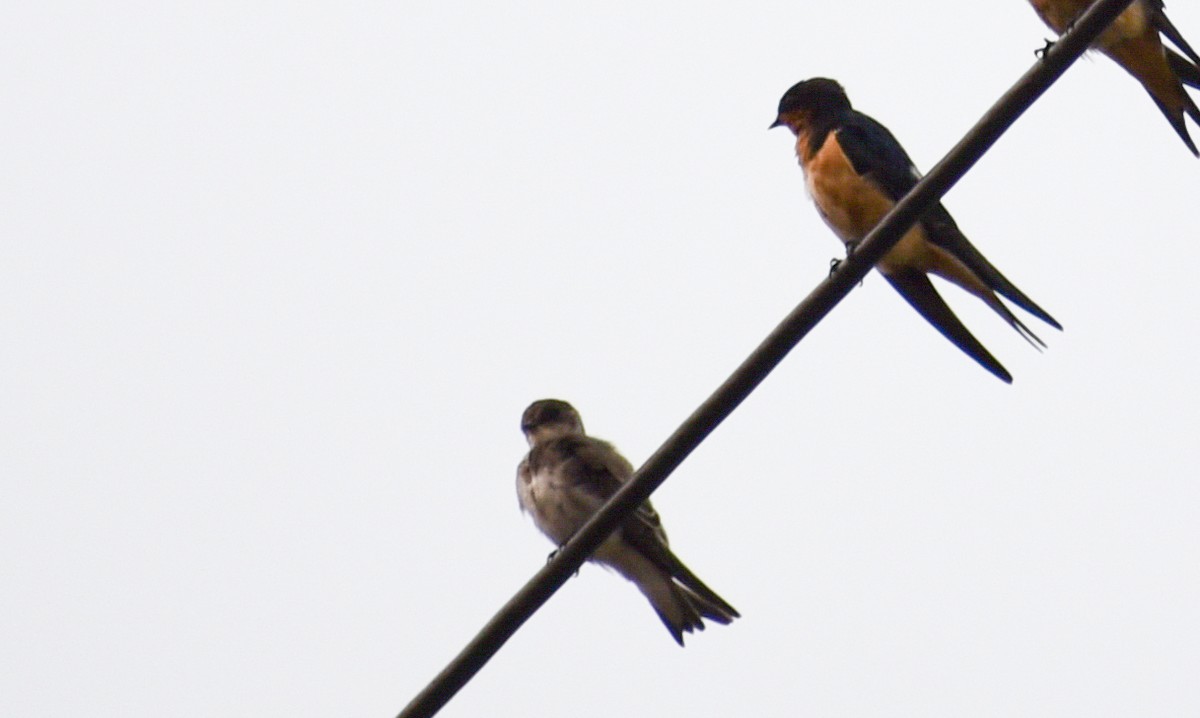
516 399 738 645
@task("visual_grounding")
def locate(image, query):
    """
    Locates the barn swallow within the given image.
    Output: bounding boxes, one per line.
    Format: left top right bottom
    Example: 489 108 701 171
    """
516 399 738 645
770 78 1062 383
1029 0 1200 154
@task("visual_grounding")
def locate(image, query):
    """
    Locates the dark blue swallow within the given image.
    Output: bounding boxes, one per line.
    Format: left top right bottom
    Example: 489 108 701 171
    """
771 78 1062 383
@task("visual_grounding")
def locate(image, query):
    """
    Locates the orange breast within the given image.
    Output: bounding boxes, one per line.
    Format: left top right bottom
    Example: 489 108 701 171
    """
800 133 945 276
802 134 894 244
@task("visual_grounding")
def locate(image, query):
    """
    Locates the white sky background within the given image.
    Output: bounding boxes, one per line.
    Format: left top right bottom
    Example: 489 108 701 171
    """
3 1 1199 715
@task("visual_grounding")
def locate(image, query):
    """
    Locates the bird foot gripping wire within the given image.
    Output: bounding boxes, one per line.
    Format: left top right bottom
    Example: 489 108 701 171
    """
547 546 581 577
1035 38 1056 59
828 242 863 286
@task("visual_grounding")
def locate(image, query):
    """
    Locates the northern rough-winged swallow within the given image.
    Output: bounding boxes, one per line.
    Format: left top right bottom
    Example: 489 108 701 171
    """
516 399 738 645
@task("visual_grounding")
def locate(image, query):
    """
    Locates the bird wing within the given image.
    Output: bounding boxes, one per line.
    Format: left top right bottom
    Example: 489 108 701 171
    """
836 114 1061 330
563 436 670 546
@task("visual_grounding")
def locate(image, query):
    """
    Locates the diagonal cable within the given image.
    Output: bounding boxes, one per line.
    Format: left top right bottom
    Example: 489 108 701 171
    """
397 1 1134 715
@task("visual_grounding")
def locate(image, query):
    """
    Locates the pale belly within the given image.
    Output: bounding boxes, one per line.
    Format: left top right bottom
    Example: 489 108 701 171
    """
517 464 630 565
518 465 601 545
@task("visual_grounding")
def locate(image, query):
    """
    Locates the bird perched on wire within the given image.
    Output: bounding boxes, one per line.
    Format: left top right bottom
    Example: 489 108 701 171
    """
1029 0 1200 155
516 399 738 645
770 78 1061 383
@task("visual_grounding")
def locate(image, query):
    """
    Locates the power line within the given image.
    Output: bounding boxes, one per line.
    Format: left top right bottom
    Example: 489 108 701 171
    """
396 1 1136 715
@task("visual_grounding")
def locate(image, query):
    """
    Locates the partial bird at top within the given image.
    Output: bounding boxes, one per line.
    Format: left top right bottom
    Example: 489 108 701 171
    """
1029 0 1200 155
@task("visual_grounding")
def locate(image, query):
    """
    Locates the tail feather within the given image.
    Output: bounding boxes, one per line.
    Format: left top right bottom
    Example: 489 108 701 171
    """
923 211 1061 331
1168 49 1200 89
992 308 1046 352
643 573 705 646
1184 90 1200 132
972 284 1048 351
657 552 740 622
613 546 737 646
1148 91 1200 155
883 271 1013 383
1164 49 1200 132
1153 8 1200 67
983 274 1062 332
677 583 737 625
1163 50 1200 133
948 242 1062 331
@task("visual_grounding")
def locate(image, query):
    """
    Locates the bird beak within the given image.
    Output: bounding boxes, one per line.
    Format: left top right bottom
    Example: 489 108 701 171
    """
768 116 783 130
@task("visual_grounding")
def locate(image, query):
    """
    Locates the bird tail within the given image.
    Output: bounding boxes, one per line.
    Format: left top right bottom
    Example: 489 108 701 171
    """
643 574 706 646
1147 90 1200 156
1165 48 1200 134
1149 5 1200 153
640 569 737 646
976 286 1048 352
1154 8 1200 68
1168 50 1200 89
660 552 740 624
981 274 1060 336
883 270 1014 383
926 251 1051 353
614 548 738 646
1103 31 1200 156
939 237 1062 331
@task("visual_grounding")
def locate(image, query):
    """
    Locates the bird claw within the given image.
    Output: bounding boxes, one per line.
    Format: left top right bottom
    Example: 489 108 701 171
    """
829 242 863 285
547 546 580 576
1035 38 1055 59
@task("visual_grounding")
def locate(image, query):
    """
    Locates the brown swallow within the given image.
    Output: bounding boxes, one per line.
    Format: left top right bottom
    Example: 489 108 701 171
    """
516 399 738 645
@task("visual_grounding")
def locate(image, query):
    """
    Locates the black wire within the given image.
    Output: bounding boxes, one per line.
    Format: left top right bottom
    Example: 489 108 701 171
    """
397 1 1135 715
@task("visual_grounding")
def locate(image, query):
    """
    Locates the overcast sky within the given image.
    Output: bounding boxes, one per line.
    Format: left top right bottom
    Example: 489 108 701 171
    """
3 2 1199 716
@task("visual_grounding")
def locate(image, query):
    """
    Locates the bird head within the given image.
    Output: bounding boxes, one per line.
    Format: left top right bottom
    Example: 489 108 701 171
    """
769 77 851 133
520 399 586 447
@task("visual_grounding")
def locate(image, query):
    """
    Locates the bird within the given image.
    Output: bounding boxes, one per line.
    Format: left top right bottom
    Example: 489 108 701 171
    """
516 399 738 645
1028 0 1200 155
770 78 1062 383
